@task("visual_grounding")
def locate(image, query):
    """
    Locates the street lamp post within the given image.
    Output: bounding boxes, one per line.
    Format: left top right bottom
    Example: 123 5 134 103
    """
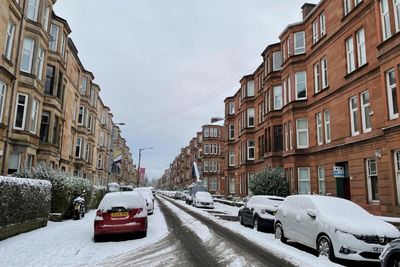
107 122 125 192
136 147 154 187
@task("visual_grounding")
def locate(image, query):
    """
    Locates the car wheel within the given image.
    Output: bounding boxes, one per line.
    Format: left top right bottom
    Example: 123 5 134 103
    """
139 230 147 238
239 214 244 225
274 223 287 243
387 253 400 267
253 216 261 231
94 235 101 242
317 235 334 260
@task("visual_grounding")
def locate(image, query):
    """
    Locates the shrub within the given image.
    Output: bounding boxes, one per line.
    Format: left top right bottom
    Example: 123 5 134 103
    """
0 176 51 227
13 164 93 218
248 166 289 197
90 186 107 209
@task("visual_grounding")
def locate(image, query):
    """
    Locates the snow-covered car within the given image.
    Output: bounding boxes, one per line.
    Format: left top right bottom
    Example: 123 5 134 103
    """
181 190 189 201
274 195 400 262
134 187 154 215
186 182 207 205
238 195 284 231
94 191 148 242
380 238 400 266
192 191 213 208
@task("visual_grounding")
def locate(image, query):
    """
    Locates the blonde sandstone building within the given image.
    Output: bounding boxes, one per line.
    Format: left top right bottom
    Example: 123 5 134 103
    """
0 0 136 185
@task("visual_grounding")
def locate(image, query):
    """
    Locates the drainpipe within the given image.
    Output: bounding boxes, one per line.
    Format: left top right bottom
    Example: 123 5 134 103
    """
2 3 26 176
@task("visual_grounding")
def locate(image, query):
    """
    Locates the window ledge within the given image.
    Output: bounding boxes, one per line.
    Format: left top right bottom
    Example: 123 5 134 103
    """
313 86 329 97
344 63 369 79
2 55 14 67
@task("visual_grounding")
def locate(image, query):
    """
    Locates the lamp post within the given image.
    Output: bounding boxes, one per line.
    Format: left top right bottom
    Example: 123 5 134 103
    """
136 147 154 187
107 122 125 192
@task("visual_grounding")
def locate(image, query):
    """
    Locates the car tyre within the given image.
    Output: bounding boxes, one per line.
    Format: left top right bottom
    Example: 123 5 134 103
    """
139 230 147 238
253 216 262 232
94 235 101 243
274 223 287 243
317 235 334 260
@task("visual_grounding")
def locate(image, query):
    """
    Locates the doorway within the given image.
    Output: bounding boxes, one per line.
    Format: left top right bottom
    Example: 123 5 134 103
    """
335 162 351 200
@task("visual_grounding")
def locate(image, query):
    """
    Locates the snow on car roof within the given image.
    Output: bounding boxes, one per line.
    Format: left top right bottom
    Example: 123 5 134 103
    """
196 191 211 196
98 191 146 211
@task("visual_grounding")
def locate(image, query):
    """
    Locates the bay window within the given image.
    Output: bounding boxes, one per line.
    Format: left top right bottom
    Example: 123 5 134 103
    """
386 69 399 119
14 93 28 130
346 37 355 73
4 22 15 60
298 167 310 194
273 85 282 110
294 31 305 55
20 38 35 73
247 140 255 160
316 112 323 145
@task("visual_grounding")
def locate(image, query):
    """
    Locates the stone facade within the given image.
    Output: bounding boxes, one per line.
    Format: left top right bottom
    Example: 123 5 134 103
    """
0 0 135 185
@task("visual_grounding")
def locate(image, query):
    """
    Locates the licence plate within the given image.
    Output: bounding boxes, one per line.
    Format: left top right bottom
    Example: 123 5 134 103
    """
372 247 384 253
111 212 128 217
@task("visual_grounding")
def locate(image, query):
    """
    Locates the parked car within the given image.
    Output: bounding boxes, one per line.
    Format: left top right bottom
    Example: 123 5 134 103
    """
134 187 154 215
192 191 214 208
94 191 147 242
238 195 284 231
380 238 400 267
186 182 207 205
274 195 400 262
181 190 189 201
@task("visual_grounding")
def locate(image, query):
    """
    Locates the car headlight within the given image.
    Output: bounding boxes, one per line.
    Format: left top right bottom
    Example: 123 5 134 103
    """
335 229 353 235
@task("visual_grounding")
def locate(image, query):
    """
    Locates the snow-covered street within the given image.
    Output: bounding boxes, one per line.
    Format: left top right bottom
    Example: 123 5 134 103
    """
0 195 383 267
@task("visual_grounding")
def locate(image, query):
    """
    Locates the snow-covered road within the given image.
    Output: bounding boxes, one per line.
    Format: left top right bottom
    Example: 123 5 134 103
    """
0 201 169 266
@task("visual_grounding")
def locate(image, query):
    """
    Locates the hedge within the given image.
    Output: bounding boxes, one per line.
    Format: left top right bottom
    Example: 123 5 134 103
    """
0 176 51 240
14 164 95 218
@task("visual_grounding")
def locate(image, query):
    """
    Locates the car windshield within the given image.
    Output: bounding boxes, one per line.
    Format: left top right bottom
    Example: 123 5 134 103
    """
196 192 211 198
311 196 371 218
250 196 283 205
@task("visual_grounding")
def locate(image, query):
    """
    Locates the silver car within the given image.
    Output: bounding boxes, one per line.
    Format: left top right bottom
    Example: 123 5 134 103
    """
380 238 400 267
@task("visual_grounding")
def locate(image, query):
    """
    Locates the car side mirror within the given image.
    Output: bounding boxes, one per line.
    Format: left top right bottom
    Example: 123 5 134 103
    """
307 208 316 219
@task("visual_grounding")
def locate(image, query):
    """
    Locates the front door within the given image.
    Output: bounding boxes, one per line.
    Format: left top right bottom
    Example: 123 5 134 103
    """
335 162 351 200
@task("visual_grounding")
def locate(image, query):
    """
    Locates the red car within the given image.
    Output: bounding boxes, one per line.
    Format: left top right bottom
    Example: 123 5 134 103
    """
94 191 148 242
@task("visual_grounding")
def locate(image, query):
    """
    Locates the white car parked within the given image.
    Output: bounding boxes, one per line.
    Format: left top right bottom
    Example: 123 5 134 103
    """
134 187 154 215
274 195 400 262
192 191 214 209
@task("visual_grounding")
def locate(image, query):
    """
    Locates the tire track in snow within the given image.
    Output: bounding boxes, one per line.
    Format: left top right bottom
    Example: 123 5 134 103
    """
159 195 294 267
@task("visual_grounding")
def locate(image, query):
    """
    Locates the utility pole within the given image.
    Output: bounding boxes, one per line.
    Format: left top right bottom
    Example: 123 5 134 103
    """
136 147 154 187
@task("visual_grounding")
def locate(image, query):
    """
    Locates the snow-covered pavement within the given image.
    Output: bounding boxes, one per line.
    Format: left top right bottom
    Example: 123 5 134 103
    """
0 201 168 267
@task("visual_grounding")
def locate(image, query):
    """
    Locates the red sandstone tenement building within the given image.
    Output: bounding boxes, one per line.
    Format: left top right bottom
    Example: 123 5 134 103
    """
223 0 400 216
159 0 400 216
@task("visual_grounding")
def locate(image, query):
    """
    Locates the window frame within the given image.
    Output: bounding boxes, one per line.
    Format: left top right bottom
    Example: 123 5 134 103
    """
316 112 323 145
4 21 16 60
247 140 255 160
360 90 372 133
247 108 255 128
318 166 326 195
295 71 307 100
30 99 39 134
27 0 40 21
294 31 305 55
273 85 283 110
381 0 392 40
298 167 311 194
356 28 367 67
20 38 35 73
324 109 331 143
296 118 309 149
386 69 399 120
366 158 380 203
13 93 28 130
49 24 59 52
0 81 6 123
346 37 356 73
349 96 360 136
75 137 82 158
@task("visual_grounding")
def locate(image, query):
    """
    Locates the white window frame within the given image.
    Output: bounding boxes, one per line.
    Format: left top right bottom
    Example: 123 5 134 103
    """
4 21 15 60
273 85 282 110
247 108 255 128
349 96 360 136
287 75 292 102
272 51 282 71
312 20 319 44
228 101 235 114
360 90 372 133
344 0 352 15
298 167 311 194
247 140 255 160
42 6 50 31
27 0 39 21
318 166 326 195
314 62 321 93
229 149 235 166
30 99 39 134
321 57 328 89
229 124 234 140
395 0 400 32
381 0 392 40
320 13 326 37
346 37 355 73
356 28 367 67
20 38 35 73
14 93 28 130
366 158 379 203
49 24 59 52
36 47 45 81
295 71 307 100
316 112 323 145
386 69 399 119
294 31 305 55
289 121 293 149
296 118 309 149
395 150 400 204
0 82 6 122
324 110 331 143
78 105 85 125
75 137 82 158
247 80 255 97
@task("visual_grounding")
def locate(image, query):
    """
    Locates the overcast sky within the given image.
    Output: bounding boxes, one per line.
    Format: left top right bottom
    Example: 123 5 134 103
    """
54 0 318 180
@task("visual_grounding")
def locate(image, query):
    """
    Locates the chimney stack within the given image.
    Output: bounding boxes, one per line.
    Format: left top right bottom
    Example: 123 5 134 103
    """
301 3 317 20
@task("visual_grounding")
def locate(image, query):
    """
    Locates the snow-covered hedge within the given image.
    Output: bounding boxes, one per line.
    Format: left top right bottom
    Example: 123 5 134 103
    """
0 176 51 239
14 165 92 218
91 186 107 209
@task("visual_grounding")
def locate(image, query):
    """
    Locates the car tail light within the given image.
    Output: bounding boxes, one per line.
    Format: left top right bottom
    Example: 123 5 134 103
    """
95 210 104 221
131 208 145 218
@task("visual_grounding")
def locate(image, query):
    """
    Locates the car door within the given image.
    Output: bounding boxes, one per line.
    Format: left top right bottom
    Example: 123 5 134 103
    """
296 198 318 248
242 198 254 225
